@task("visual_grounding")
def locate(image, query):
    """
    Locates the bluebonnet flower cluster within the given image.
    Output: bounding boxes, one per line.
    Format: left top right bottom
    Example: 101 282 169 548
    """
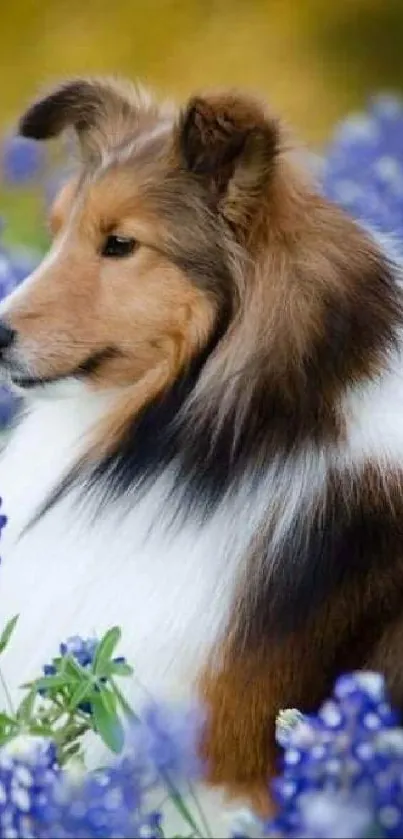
43 634 126 675
3 664 403 838
0 702 204 838
50 704 204 838
59 636 99 669
323 94 403 237
0 732 161 839
0 234 39 427
49 702 203 838
130 701 204 784
1 134 46 185
263 672 403 839
43 758 163 839
0 735 59 839
41 635 127 715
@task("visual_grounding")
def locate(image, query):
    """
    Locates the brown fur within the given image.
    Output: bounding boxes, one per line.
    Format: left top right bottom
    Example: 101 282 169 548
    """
200 464 403 802
9 78 403 806
191 173 397 455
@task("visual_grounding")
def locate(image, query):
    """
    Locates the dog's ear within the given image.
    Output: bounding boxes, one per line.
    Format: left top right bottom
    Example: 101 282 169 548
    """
177 93 280 232
19 77 154 163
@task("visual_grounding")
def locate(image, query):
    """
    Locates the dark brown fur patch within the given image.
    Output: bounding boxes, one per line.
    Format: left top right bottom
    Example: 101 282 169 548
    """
237 464 403 642
200 464 403 800
177 93 279 222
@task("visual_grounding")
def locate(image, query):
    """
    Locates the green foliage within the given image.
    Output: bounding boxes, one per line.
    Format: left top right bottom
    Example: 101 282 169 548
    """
0 619 134 764
0 617 209 836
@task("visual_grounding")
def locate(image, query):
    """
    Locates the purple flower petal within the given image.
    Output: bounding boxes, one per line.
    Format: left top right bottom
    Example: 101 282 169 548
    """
1 135 46 185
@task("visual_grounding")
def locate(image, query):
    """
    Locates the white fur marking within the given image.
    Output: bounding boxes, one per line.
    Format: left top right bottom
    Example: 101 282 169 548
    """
0 385 322 715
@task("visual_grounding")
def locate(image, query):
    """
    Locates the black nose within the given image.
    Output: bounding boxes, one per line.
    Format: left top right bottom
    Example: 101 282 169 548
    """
0 322 16 352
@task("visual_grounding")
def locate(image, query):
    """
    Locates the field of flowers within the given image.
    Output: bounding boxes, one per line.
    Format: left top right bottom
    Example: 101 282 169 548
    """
0 95 403 838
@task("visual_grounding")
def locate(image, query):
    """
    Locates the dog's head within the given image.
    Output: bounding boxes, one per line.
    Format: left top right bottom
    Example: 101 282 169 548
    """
0 78 278 399
1 77 398 461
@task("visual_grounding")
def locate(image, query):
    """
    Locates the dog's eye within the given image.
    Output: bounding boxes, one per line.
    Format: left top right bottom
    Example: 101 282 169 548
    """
102 235 137 258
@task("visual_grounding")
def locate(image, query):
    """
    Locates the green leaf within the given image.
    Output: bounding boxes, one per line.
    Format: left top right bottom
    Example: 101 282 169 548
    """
68 680 93 712
63 656 87 681
0 712 16 727
93 627 121 676
164 783 201 836
16 688 37 723
61 741 82 758
31 675 71 692
109 678 137 720
59 741 83 764
0 712 18 742
98 686 117 715
27 724 55 738
91 692 124 754
0 615 19 656
105 661 133 678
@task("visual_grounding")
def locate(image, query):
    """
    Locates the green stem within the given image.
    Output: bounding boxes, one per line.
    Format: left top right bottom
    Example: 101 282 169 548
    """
187 781 213 839
110 678 138 720
59 721 88 743
161 772 204 838
0 667 14 716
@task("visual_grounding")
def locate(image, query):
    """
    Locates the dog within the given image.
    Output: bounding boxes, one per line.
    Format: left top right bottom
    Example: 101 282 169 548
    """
0 76 403 810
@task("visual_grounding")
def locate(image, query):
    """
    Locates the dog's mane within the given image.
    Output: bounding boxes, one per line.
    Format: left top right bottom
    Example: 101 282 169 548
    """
20 79 402 531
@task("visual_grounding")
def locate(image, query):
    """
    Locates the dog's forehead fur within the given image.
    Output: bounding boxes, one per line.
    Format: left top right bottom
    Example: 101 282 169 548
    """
50 113 236 316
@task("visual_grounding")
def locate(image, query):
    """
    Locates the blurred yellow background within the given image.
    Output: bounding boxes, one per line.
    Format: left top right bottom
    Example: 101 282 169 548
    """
1 0 403 143
1 0 403 247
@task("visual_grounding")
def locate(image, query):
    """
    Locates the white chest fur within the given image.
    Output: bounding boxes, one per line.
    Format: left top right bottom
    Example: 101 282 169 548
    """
0 384 260 713
3 329 403 716
3 353 403 833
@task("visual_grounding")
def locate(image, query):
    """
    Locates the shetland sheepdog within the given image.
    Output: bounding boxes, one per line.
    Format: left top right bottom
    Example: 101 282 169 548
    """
0 77 403 808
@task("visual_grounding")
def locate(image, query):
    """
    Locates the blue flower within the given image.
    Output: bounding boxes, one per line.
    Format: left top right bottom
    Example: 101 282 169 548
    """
0 735 60 839
0 733 159 839
41 636 130 715
129 701 205 787
323 94 403 237
0 498 7 535
0 714 201 838
59 636 99 668
263 672 403 838
49 704 204 838
44 760 163 839
0 241 39 429
0 497 7 564
1 135 46 185
0 697 205 837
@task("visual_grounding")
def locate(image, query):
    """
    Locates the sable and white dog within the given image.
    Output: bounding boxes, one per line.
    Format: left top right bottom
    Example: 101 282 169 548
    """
0 77 403 807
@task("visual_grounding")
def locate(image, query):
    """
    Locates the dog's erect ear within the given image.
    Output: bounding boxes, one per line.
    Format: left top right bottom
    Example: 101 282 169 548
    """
177 93 280 230
19 77 157 163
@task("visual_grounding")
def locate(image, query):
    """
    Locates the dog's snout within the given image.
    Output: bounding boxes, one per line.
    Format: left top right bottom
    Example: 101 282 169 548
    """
0 321 16 354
